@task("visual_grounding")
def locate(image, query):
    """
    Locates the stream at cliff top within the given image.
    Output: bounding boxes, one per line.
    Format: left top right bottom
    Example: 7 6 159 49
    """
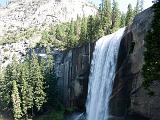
74 28 125 120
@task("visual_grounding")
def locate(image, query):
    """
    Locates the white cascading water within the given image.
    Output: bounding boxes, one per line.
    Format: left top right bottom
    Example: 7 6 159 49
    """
85 28 125 120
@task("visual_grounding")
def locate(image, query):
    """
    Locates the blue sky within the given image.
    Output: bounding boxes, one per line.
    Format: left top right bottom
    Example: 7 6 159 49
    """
0 0 8 6
90 0 153 12
0 0 153 12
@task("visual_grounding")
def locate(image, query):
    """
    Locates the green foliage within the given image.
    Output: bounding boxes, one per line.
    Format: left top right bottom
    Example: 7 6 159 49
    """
21 70 28 116
101 0 112 34
86 16 95 43
142 2 160 94
0 50 57 119
65 20 77 48
0 28 36 45
29 51 46 111
65 107 75 113
120 13 126 28
125 4 134 26
35 110 65 120
111 0 121 32
79 17 87 45
11 80 22 120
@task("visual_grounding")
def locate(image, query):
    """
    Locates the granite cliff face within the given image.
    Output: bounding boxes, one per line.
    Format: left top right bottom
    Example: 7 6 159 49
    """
55 7 160 120
109 7 160 120
0 0 97 37
0 0 97 69
55 43 94 110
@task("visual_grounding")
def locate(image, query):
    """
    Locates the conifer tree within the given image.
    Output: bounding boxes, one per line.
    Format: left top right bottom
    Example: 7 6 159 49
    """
20 64 29 118
24 57 34 111
79 17 87 45
0 70 7 109
66 20 77 48
111 0 121 32
45 47 58 107
87 15 95 43
93 16 104 41
31 51 46 111
3 65 13 108
55 25 65 41
102 0 112 34
120 13 126 28
11 80 22 120
21 78 28 117
125 4 134 26
74 16 81 37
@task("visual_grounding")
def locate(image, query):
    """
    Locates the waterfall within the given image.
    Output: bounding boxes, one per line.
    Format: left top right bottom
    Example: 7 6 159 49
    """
85 28 125 120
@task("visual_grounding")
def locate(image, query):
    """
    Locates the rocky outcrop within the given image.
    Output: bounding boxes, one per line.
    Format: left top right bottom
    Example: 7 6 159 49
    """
54 43 94 110
110 7 160 120
0 0 97 69
0 0 97 37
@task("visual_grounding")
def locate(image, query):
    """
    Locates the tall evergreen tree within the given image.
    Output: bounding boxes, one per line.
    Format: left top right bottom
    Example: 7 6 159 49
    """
11 80 22 120
93 15 104 41
20 64 29 118
3 65 14 108
25 57 34 111
66 20 77 48
125 4 134 26
31 51 46 111
0 70 8 109
111 0 121 32
55 25 65 41
102 0 112 34
79 17 87 45
87 15 95 43
45 47 58 107
120 13 126 28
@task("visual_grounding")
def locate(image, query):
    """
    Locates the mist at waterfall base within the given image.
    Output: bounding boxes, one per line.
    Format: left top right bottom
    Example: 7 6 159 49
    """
74 28 125 120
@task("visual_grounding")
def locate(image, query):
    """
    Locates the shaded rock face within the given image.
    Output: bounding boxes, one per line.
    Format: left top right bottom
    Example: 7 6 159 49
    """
55 43 94 110
110 8 160 120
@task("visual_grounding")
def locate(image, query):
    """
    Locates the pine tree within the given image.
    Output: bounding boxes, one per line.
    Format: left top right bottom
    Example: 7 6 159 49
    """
11 55 20 82
55 25 65 41
93 15 104 41
21 78 27 117
45 47 58 107
66 20 77 48
111 0 121 32
24 56 34 111
20 64 29 118
102 0 112 34
74 16 81 37
11 80 22 120
31 51 46 111
79 17 87 45
3 65 13 108
120 13 126 28
125 4 134 26
0 70 7 109
87 15 95 43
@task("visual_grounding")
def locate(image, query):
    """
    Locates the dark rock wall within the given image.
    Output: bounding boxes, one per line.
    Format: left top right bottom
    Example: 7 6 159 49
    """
54 43 94 110
110 8 160 120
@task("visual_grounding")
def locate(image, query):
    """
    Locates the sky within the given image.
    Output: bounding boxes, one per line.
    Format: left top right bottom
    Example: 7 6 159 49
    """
0 0 153 12
89 0 153 12
0 0 9 6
